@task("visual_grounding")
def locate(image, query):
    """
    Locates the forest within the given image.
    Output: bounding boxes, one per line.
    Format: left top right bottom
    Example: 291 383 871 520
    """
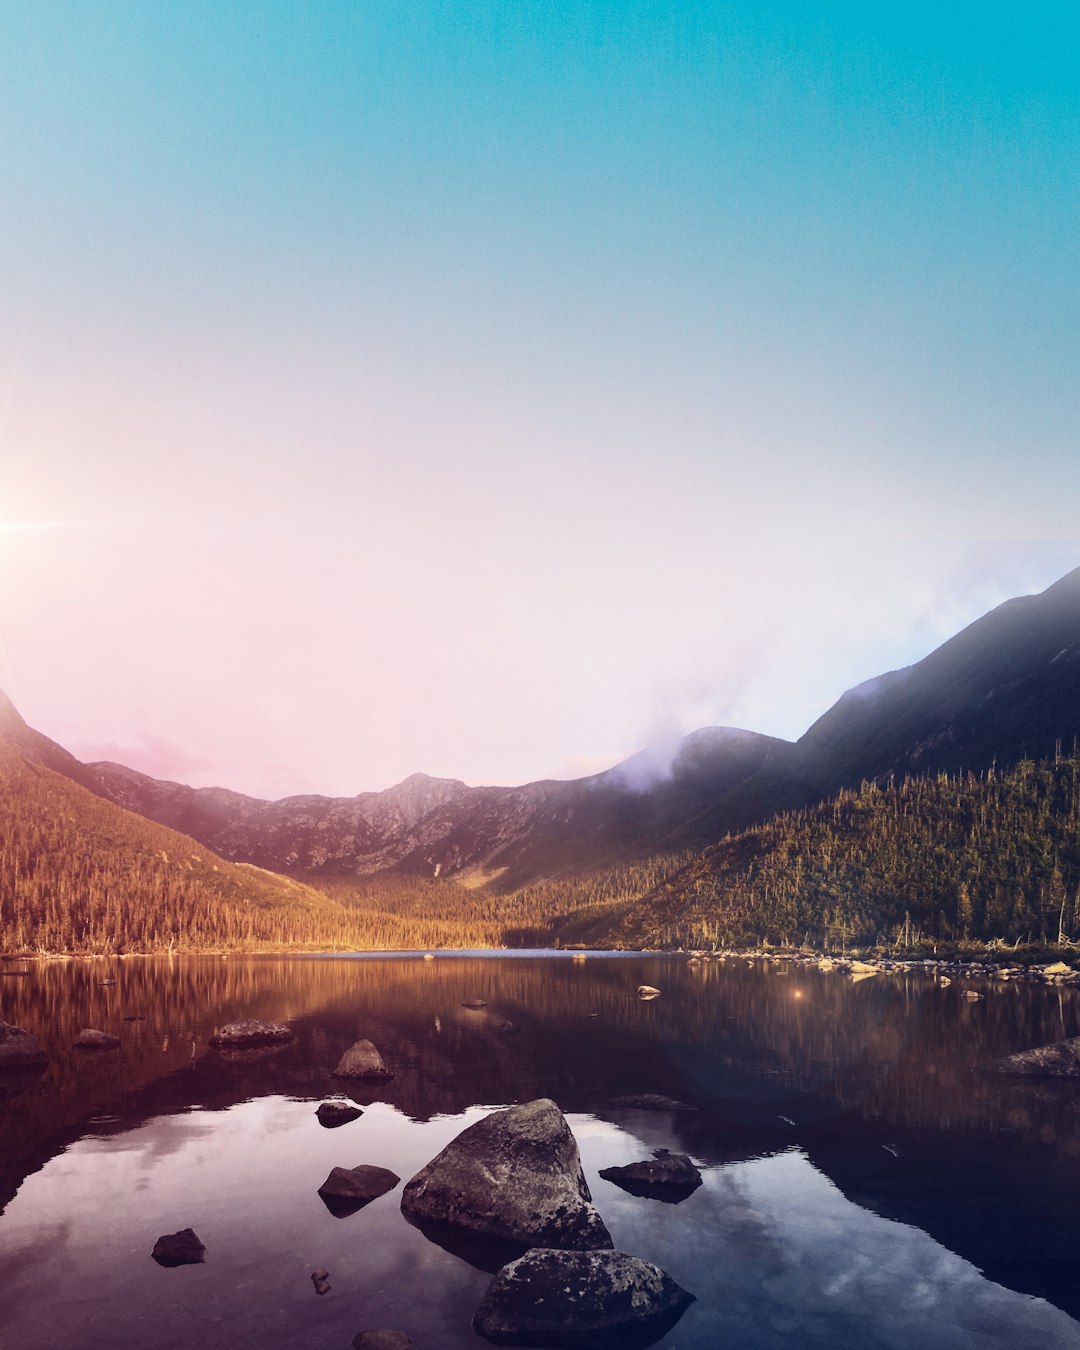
583 752 1080 952
7 736 1080 955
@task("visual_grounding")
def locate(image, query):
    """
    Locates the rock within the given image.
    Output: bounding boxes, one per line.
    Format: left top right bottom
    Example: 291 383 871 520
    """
332 1039 393 1081
603 1094 696 1112
636 985 661 1000
1044 961 1072 976
401 1098 612 1255
208 1020 293 1047
423 953 435 961
73 1028 121 1050
0 1020 47 1068
317 1101 364 1128
352 1333 415 1350
151 1228 205 1267
598 1150 703 1202
318 1164 400 1210
849 961 878 975
462 999 488 1009
983 1036 1080 1078
963 990 983 1001
311 1268 331 1296
473 1248 694 1347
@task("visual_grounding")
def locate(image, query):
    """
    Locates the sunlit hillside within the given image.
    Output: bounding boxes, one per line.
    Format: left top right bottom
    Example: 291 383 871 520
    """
0 744 509 953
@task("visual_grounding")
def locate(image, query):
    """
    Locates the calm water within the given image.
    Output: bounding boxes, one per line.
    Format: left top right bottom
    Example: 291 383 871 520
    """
3 951 1080 1349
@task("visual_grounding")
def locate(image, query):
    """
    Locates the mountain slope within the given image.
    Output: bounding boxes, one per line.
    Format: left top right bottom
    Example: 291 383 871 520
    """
0 742 411 952
572 752 1080 951
795 566 1080 791
4 566 1080 894
82 724 792 887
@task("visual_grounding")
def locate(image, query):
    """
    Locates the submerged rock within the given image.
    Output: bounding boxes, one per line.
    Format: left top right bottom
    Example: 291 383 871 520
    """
603 1094 696 1113
473 1248 694 1347
598 1150 702 1202
318 1165 400 1215
73 1028 121 1050
0 1020 47 1068
209 1020 293 1047
332 1039 393 1081
461 999 488 1010
151 1228 206 1267
401 1098 612 1255
352 1333 415 1350
982 1036 1080 1078
317 1101 364 1128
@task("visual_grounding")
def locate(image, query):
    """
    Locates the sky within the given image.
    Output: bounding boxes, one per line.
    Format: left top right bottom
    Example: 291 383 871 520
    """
0 2 1077 798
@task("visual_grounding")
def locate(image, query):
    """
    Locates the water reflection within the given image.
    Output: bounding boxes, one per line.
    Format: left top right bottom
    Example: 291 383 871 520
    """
2 953 1080 1346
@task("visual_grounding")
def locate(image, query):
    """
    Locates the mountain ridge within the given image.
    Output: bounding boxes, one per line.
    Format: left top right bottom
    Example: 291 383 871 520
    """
4 565 1080 890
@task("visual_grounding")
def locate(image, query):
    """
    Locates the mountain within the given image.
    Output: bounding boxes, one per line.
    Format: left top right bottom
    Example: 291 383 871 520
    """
4 566 1080 894
86 724 792 886
794 566 1080 792
0 740 358 952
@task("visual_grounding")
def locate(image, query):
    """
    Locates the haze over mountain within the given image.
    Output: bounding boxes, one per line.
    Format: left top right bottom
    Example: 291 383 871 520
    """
4 568 1079 893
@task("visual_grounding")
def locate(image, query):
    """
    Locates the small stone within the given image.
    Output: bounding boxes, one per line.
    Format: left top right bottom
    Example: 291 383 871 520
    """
317 1101 364 1128
151 1228 205 1267
603 1093 696 1112
332 1039 393 1081
311 1268 331 1296
461 999 488 1009
637 985 661 999
73 1029 121 1050
963 990 983 1001
598 1150 703 1202
209 1020 293 1047
318 1165 401 1216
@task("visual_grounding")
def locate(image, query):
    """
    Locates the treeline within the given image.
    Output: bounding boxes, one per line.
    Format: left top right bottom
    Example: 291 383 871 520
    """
590 754 1080 951
0 748 518 953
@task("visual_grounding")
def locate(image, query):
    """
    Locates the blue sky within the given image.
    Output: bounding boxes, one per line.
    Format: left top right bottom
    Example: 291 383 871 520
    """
0 2 1077 794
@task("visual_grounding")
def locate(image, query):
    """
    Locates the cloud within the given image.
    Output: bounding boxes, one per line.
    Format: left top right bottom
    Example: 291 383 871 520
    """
70 732 218 785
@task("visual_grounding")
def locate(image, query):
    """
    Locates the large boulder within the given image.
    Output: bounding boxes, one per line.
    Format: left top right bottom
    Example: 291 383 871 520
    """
982 1036 1080 1078
332 1039 393 1081
0 1020 47 1068
473 1248 694 1347
598 1150 702 1202
401 1099 612 1255
209 1020 293 1047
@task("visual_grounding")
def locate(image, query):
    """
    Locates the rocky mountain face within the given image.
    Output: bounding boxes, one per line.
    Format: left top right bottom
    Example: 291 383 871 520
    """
5 567 1080 889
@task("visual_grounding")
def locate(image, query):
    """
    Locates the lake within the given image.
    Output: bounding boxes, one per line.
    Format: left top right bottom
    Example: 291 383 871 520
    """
2 951 1080 1349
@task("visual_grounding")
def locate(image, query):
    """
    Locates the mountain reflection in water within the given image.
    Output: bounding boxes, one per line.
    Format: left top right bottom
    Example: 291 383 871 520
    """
2 952 1080 1349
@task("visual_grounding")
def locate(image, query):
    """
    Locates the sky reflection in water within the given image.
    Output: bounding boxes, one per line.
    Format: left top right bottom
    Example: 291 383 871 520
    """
2 954 1080 1349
